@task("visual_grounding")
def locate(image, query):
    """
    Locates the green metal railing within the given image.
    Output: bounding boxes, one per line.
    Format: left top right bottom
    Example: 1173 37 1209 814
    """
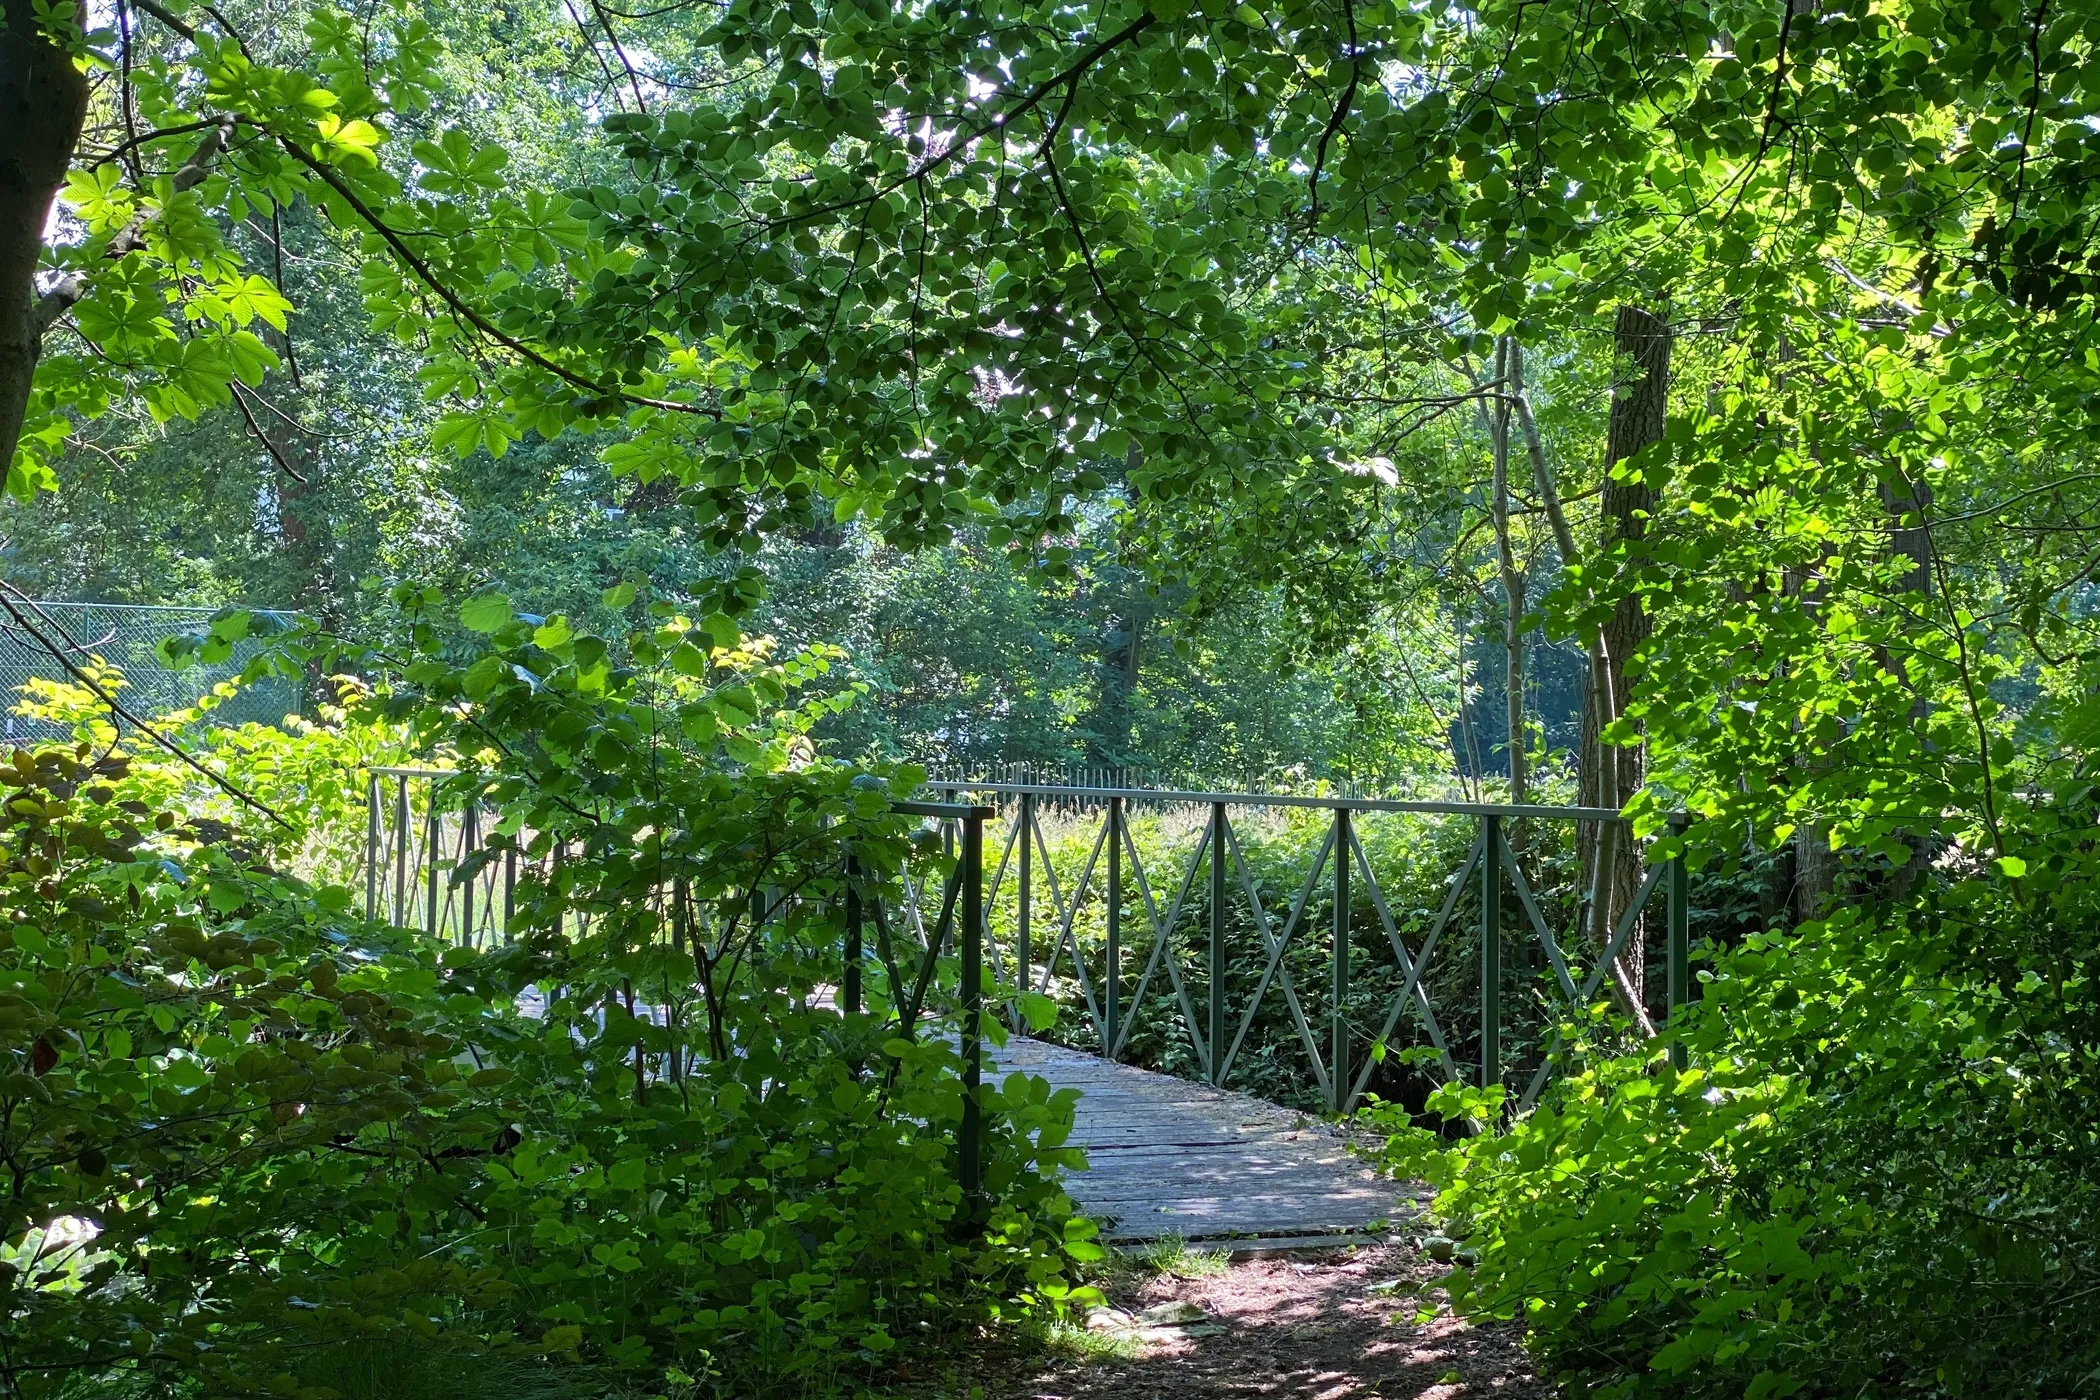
358 768 1694 1195
359 767 998 1206
916 782 1694 1115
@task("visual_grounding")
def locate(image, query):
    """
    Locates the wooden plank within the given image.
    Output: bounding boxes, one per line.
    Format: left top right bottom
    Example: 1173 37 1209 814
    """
988 1034 1400 1242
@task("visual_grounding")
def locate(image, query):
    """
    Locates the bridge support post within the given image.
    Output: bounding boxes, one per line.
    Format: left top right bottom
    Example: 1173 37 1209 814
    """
1667 810 1689 1069
1209 801 1227 1086
1481 813 1500 1094
425 790 441 938
1106 795 1123 1060
393 775 409 927
961 809 985 1210
1018 792 1034 1000
461 804 477 946
1331 807 1351 1113
365 773 380 921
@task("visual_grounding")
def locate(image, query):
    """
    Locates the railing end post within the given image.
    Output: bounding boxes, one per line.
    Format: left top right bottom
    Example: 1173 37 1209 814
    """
1666 810 1691 1069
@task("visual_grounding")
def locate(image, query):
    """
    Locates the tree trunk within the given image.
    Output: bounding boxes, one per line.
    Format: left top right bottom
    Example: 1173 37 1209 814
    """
0 0 90 472
1487 337 1527 809
1579 305 1672 1001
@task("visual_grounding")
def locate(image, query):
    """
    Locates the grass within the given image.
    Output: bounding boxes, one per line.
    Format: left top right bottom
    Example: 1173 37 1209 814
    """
1037 1319 1148 1363
1127 1235 1231 1280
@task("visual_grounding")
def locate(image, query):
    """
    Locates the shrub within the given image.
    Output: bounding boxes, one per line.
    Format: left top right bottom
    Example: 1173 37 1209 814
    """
1367 874 2100 1397
3 590 1099 1396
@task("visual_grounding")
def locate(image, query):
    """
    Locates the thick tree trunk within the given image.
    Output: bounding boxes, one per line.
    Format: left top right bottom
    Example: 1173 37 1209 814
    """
0 0 90 473
1579 305 1672 1001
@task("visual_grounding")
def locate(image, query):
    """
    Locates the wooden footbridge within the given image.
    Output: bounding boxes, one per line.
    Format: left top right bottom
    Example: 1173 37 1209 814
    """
364 774 1695 1244
994 1033 1397 1245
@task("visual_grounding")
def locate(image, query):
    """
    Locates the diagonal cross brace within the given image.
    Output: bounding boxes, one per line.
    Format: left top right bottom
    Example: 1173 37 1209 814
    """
1216 820 1336 1097
1517 859 1667 1113
981 814 1023 987
1343 827 1471 1110
1108 818 1214 1075
1498 831 1581 1005
1036 810 1110 1043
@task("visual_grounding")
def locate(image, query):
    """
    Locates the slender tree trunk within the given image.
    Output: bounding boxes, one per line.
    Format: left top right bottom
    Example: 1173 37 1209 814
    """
1578 305 1672 1001
1454 611 1483 802
1487 337 1528 809
0 0 90 472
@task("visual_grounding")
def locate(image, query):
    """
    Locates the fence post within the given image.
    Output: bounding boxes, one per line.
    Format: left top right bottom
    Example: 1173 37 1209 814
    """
844 853 863 1018
393 775 410 927
1481 813 1501 1093
1209 801 1228 1086
1106 794 1123 1060
424 789 441 938
461 804 477 947
1331 807 1351 1113
364 773 380 921
1667 810 1690 1069
960 808 985 1213
1017 791 1034 1001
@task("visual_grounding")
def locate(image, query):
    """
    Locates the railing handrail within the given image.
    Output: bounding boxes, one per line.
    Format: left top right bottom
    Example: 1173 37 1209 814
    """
924 780 1631 823
362 766 1633 823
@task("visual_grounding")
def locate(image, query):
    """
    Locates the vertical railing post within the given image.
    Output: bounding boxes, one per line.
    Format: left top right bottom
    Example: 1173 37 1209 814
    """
1667 810 1690 1069
1331 807 1351 1113
503 845 517 937
392 775 410 927
552 840 567 943
1106 795 1123 1060
365 773 380 921
960 809 985 1214
1017 791 1034 1001
1481 813 1501 1093
461 804 477 947
843 853 863 1018
425 788 442 938
1209 801 1227 1086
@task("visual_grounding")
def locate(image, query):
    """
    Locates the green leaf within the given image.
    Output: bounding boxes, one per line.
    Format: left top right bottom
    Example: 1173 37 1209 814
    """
460 593 513 633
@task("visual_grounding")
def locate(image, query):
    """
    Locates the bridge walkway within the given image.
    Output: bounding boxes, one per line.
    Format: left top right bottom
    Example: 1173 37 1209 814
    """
992 1035 1404 1246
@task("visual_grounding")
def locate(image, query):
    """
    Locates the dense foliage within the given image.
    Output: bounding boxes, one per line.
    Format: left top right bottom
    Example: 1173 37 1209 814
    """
0 596 1101 1398
10 0 2100 1393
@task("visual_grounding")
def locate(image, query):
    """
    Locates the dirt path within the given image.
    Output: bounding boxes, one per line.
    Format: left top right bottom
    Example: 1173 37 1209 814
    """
1000 1242 1550 1400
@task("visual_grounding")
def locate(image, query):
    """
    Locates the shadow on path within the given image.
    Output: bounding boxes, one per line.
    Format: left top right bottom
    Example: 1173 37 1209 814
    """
1010 1244 1551 1400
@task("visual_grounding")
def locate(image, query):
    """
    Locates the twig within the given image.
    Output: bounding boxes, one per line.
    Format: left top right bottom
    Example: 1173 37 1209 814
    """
0 586 291 830
229 383 309 482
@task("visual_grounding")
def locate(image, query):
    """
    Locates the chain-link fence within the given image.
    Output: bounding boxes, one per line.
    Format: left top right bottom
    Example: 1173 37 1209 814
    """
0 601 300 740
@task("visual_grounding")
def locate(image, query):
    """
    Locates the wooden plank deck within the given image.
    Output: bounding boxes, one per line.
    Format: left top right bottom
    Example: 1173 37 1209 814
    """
990 1035 1402 1243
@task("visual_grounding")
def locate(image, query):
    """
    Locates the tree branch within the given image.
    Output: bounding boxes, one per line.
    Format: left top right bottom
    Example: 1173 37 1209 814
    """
1307 0 1361 229
262 124 719 419
106 113 237 261
770 13 1157 231
0 585 291 830
230 382 309 482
